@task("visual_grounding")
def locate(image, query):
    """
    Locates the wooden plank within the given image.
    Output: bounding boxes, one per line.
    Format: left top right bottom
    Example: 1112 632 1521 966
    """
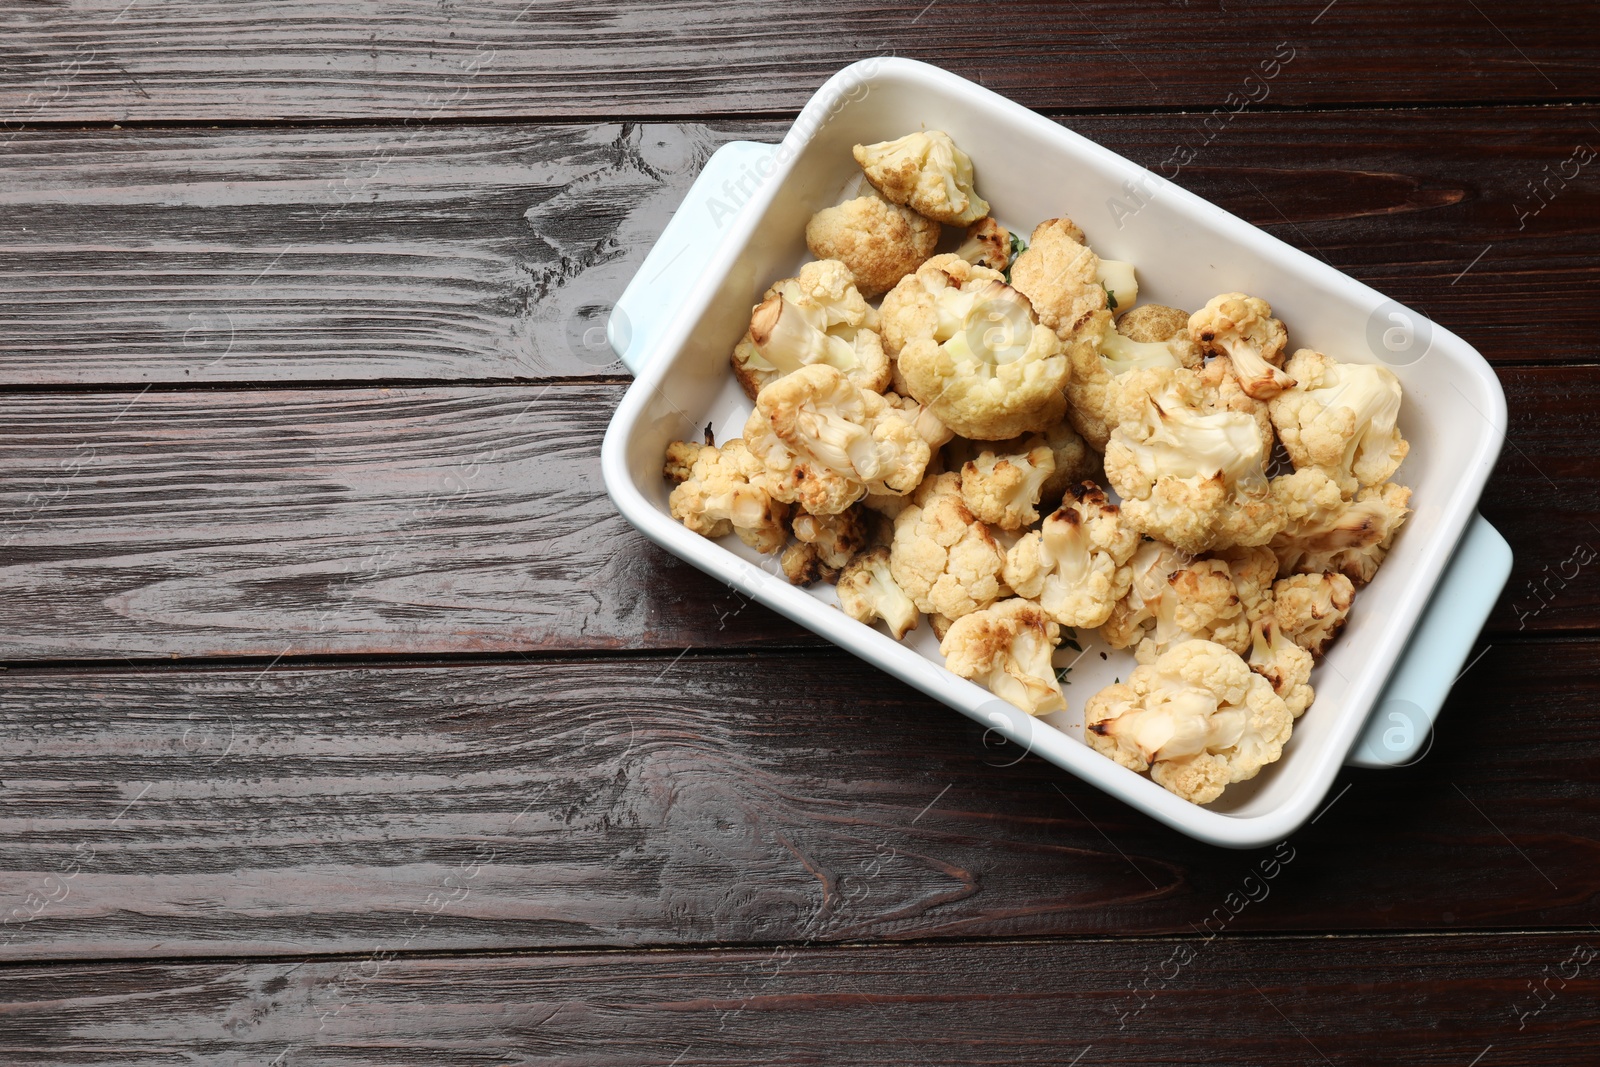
0 384 816 659
0 934 1594 1063
1 1 1595 123
0 369 1594 662
0 107 1596 384
0 639 1593 960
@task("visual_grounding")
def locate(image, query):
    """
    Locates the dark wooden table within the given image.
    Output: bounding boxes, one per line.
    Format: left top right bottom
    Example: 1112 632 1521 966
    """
2 2 1597 1062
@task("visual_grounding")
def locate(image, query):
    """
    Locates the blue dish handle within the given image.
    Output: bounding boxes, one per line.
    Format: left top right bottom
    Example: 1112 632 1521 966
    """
609 141 780 375
613 142 1511 772
1346 513 1511 768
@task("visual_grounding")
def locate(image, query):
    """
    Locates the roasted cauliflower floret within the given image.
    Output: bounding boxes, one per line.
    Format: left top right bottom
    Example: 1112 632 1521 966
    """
731 259 890 399
1103 367 1283 554
852 130 989 226
1004 481 1141 629
1086 639 1294 805
1272 572 1356 656
804 196 941 300
1099 539 1189 650
1269 348 1409 493
1216 544 1281 625
792 506 868 572
836 546 920 639
664 438 789 553
1270 469 1411 585
881 254 1069 440
1246 616 1315 718
1132 557 1250 663
1063 303 1204 451
947 421 1099 511
744 365 933 515
1188 293 1295 401
959 439 1056 530
1008 218 1107 340
889 472 1005 621
939 598 1067 716
955 217 1012 272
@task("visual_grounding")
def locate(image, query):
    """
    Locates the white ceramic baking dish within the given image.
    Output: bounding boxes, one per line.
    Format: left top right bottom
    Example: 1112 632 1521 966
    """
600 58 1510 848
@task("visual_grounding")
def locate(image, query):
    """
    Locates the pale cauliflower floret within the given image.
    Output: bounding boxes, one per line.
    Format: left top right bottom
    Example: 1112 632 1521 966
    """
1246 616 1315 718
955 218 1012 272
837 546 919 639
1064 304 1205 452
1269 468 1412 585
1086 639 1293 805
663 439 789 553
959 440 1056 530
745 364 932 515
1004 481 1140 629
1103 367 1284 554
881 254 1069 441
1099 539 1188 650
1273 572 1356 656
1269 348 1409 493
1130 557 1250 663
889 472 1005 620
852 130 989 226
731 260 890 399
805 196 940 300
1188 293 1295 401
939 599 1067 716
1198 354 1275 447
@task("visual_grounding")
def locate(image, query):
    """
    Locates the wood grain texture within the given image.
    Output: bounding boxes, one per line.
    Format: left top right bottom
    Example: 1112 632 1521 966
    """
0 639 1593 960
2 0 1596 123
0 384 815 659
1 108 1596 384
0 369 1595 662
1 934 1596 1064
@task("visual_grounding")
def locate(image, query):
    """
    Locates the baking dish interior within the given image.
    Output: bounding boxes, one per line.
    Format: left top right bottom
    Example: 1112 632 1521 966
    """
610 59 1505 839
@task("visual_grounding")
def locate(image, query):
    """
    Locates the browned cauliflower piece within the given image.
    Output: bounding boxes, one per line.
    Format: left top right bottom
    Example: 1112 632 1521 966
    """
744 364 933 516
1063 303 1206 452
947 421 1100 511
789 505 868 582
955 217 1012 272
1188 293 1295 401
958 438 1056 530
1246 616 1315 718
780 541 828 586
731 260 890 400
1004 481 1141 629
836 546 919 639
852 130 989 226
1214 544 1281 625
880 254 1069 441
888 472 1005 621
1133 557 1250 663
1269 348 1409 494
1272 572 1355 656
804 196 941 300
1270 468 1411 585
664 438 789 553
1008 218 1107 340
1086 639 1294 805
939 598 1067 716
1103 366 1283 554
